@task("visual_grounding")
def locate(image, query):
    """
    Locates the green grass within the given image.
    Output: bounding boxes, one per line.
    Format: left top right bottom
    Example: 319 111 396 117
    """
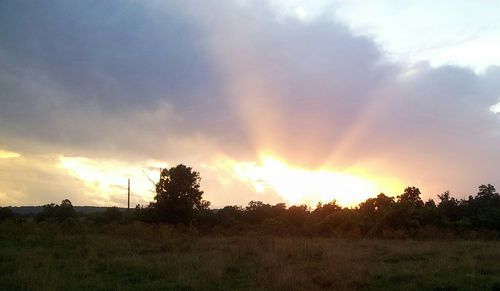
1 221 499 290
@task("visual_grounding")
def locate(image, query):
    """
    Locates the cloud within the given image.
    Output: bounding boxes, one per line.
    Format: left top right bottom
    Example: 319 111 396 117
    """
0 0 244 159
491 102 500 114
0 154 87 205
0 0 499 205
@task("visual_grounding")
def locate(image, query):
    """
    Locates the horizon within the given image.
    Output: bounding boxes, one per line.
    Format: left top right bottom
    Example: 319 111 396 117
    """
1 0 500 208
2 182 495 209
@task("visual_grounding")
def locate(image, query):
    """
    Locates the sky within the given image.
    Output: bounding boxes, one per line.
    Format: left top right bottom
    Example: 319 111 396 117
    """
1 0 499 208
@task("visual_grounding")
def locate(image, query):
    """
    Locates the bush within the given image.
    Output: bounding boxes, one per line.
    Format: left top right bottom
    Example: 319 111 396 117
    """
0 207 14 222
36 199 76 223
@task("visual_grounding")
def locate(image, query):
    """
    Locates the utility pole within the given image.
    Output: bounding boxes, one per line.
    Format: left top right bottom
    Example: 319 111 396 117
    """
127 178 130 210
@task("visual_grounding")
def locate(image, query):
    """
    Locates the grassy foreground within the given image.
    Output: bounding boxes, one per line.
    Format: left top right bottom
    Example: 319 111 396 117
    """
1 222 499 291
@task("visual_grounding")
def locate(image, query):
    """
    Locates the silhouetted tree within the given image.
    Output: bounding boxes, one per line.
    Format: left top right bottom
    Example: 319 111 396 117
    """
285 204 309 230
316 208 359 237
153 164 206 224
397 186 424 207
216 205 244 226
358 193 395 235
135 203 156 223
420 198 440 226
387 187 425 232
437 191 462 224
308 200 358 236
437 191 457 207
359 193 394 216
130 181 500 238
35 203 56 222
55 199 76 222
312 200 342 219
195 200 217 229
245 201 282 224
469 184 500 230
35 199 76 222
477 184 498 199
0 207 14 221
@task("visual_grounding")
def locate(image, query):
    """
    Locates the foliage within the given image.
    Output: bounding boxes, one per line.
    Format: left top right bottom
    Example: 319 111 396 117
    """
397 186 424 207
9 162 500 239
35 199 76 223
131 181 500 238
149 164 205 224
0 207 14 221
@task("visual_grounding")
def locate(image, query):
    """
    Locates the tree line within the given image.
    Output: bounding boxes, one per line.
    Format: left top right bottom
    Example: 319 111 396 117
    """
1 164 499 238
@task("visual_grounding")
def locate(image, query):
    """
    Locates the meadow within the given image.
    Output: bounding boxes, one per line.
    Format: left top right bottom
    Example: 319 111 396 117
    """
1 221 499 291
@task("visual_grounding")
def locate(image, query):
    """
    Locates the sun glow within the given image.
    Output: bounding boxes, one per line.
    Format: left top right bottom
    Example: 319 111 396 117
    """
58 154 403 208
232 154 402 207
0 150 21 159
59 156 168 205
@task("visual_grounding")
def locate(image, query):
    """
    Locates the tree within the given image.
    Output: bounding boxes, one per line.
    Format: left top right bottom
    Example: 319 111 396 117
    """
285 205 309 229
55 199 76 222
471 184 500 230
388 187 425 232
216 205 244 227
36 203 56 222
244 201 275 224
0 207 14 221
437 191 461 223
359 193 395 216
358 193 395 236
312 200 342 219
35 200 76 222
397 186 424 207
477 184 498 199
154 164 206 224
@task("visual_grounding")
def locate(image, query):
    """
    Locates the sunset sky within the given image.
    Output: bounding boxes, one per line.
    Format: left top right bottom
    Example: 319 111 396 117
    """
1 0 499 208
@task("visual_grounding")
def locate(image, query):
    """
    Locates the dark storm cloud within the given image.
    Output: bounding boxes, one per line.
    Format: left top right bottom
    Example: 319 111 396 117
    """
0 0 245 159
0 1 215 107
0 0 400 162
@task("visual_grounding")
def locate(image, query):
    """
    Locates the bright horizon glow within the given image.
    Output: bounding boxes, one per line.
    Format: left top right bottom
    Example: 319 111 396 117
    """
232 154 403 207
0 150 21 159
57 154 404 208
59 156 168 206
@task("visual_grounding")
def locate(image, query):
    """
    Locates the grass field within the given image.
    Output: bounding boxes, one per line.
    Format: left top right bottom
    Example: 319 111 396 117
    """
1 221 499 291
